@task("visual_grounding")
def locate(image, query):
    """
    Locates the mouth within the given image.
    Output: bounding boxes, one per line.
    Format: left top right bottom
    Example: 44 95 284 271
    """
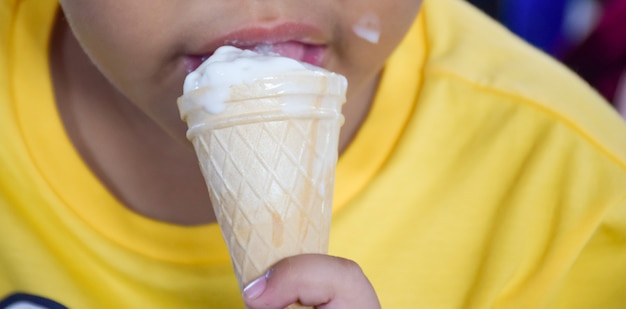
184 23 328 73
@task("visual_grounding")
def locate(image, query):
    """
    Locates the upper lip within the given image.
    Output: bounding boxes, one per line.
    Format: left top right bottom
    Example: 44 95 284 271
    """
190 22 327 57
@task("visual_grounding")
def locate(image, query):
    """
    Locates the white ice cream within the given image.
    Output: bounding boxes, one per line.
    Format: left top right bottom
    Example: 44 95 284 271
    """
182 46 342 114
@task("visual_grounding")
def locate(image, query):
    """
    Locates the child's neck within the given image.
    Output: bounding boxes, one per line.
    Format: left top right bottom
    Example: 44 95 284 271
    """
48 16 376 226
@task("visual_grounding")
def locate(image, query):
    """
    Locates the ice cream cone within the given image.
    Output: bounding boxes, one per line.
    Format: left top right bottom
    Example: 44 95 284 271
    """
178 70 346 308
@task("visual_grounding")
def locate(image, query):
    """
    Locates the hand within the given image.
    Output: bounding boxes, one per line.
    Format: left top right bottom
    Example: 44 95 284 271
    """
242 254 381 309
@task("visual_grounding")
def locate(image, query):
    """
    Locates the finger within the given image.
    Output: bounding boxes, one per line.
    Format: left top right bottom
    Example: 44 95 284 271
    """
242 254 381 309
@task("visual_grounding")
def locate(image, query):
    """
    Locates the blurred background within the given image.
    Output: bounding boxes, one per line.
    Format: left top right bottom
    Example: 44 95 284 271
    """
466 0 626 118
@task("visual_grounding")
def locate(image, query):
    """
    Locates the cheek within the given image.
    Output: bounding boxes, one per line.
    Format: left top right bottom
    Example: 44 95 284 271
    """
346 0 421 52
59 1 191 137
60 1 179 93
333 0 422 92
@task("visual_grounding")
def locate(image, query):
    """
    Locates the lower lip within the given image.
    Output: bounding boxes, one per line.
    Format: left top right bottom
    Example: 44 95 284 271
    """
185 42 326 73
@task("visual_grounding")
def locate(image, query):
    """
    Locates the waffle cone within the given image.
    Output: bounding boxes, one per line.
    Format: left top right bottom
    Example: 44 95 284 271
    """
178 74 345 308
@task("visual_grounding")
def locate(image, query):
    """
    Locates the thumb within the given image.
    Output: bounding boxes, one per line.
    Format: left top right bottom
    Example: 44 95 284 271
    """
242 254 381 309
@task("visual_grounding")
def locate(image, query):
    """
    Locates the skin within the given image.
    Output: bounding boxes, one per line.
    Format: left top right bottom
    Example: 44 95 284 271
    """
51 0 422 306
243 254 381 309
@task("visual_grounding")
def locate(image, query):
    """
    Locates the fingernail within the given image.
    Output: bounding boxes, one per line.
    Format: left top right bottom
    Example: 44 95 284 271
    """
243 273 267 300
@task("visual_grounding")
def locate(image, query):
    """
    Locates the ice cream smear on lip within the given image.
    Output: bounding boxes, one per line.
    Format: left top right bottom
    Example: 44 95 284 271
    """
182 45 347 114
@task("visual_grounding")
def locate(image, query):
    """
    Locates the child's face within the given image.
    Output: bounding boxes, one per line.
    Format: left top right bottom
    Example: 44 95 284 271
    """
58 0 422 138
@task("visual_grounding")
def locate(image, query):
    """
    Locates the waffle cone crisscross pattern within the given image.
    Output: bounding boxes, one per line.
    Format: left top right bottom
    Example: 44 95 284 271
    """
195 116 336 286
